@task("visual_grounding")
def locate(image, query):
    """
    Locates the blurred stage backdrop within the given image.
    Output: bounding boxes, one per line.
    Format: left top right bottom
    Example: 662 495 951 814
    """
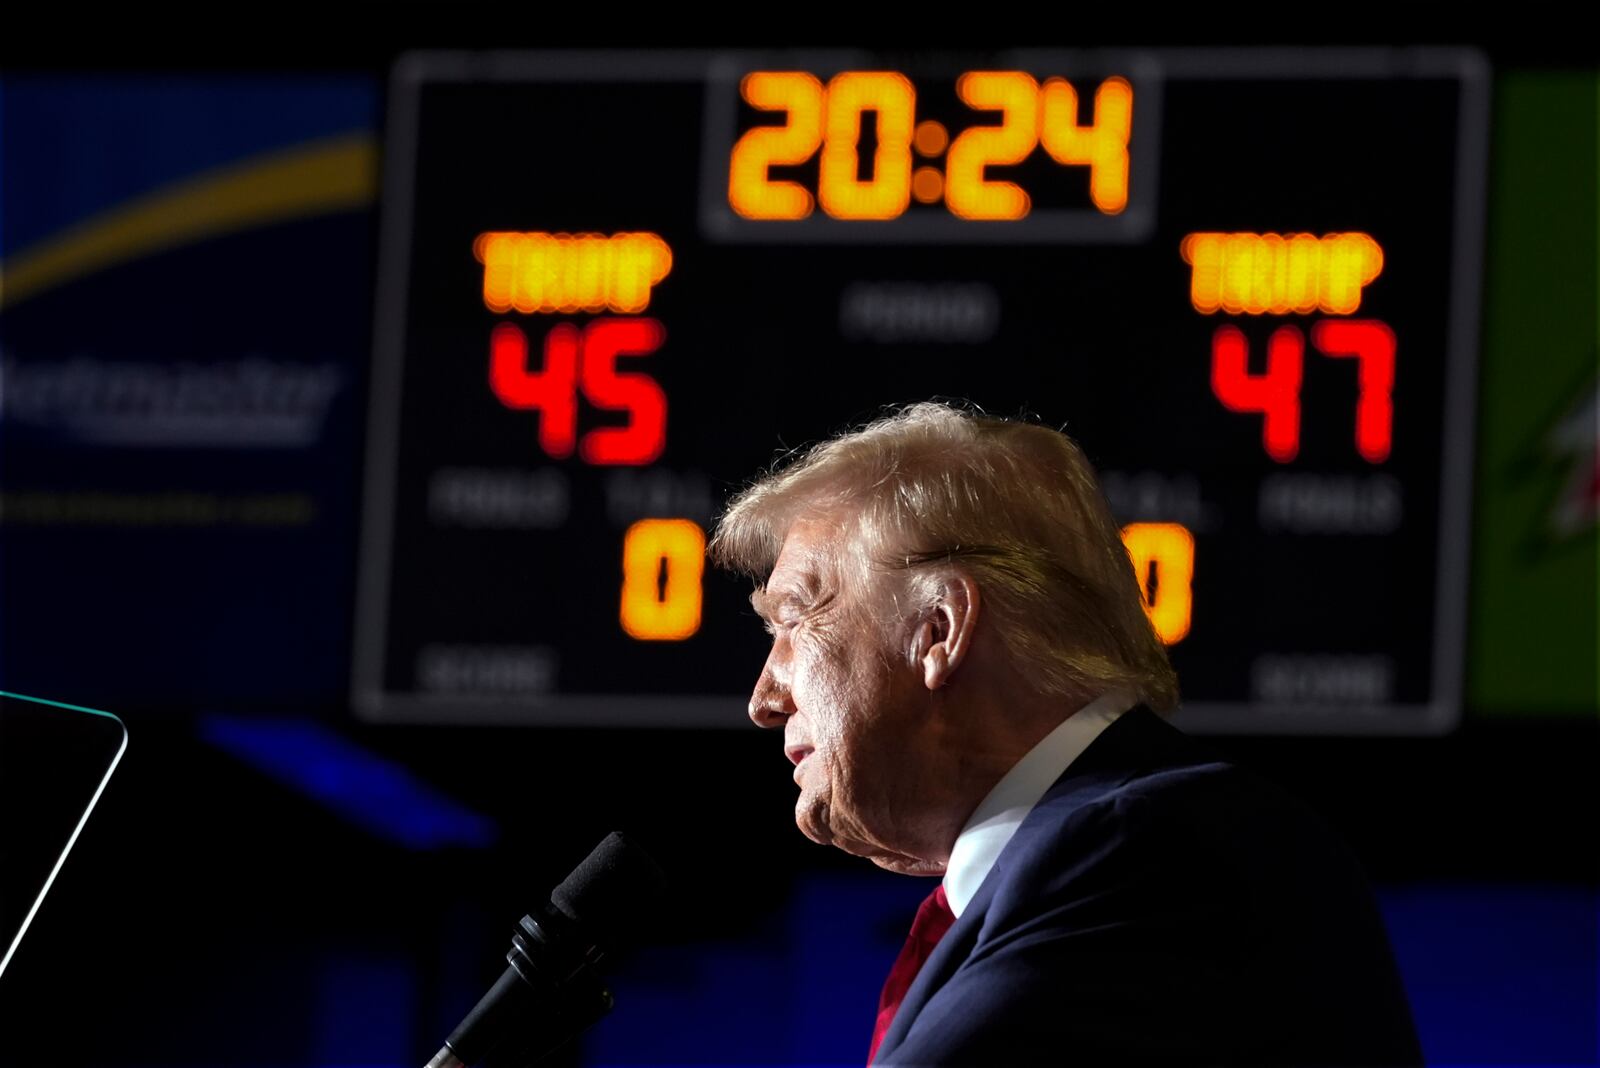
0 32 1595 1068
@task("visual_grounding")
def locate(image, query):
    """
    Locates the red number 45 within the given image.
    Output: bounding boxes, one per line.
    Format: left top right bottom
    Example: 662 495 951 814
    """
490 317 668 466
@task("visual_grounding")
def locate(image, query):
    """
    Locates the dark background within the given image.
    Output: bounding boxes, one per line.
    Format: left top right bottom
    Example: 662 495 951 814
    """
0 22 1595 1068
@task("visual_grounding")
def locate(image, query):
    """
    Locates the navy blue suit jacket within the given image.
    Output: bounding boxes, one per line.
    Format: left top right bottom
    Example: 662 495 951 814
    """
873 706 1421 1066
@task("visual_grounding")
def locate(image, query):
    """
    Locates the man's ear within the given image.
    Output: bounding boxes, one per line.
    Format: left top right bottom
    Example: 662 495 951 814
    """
910 570 981 691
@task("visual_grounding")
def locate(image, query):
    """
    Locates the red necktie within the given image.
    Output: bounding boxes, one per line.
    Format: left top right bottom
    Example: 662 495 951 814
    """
867 883 957 1065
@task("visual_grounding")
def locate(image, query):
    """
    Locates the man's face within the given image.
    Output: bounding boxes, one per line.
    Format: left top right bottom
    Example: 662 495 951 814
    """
747 514 946 876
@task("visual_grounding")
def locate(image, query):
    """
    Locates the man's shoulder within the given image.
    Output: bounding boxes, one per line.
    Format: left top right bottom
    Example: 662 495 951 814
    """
887 708 1423 1065
1023 705 1261 829
984 705 1369 918
1032 704 1329 840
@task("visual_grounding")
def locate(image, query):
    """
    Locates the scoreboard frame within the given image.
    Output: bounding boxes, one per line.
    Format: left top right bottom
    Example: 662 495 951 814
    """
354 47 1490 734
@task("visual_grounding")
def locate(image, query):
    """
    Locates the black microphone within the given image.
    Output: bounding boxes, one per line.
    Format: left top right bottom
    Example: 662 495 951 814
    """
425 832 669 1068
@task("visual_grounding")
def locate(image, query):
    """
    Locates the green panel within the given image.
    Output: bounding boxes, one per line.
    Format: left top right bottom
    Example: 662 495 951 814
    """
1467 72 1599 717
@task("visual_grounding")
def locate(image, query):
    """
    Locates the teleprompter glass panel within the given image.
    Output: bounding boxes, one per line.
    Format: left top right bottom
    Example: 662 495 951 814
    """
0 691 127 979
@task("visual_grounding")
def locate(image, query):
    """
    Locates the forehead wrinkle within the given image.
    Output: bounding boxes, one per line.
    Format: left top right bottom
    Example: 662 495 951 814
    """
756 552 827 614
762 576 820 610
753 513 853 626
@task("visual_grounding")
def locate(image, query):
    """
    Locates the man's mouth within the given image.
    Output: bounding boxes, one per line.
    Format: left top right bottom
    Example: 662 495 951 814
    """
785 744 814 767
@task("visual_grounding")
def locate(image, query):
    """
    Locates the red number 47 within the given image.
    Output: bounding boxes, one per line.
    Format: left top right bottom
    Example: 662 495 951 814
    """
1210 319 1395 464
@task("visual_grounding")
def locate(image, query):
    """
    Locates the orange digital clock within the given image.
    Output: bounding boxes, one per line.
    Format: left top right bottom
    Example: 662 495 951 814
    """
726 70 1133 223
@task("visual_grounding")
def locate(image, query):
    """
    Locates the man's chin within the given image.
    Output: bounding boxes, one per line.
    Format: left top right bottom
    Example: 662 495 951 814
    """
794 800 945 875
795 797 835 847
828 827 947 877
866 853 948 877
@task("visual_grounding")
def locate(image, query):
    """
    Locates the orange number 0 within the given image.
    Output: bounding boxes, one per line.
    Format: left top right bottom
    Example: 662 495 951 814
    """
1120 523 1195 645
817 72 916 220
620 519 706 641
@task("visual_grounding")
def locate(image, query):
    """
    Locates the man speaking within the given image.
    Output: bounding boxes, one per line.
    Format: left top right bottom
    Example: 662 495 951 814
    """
709 402 1421 1066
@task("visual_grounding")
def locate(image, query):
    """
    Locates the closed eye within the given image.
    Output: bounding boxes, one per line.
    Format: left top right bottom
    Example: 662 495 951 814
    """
763 619 793 638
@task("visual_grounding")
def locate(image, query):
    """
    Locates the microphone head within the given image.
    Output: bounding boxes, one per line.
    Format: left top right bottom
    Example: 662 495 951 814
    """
550 832 669 955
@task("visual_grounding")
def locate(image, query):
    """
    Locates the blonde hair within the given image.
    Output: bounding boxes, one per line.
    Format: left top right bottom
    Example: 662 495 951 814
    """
709 401 1179 712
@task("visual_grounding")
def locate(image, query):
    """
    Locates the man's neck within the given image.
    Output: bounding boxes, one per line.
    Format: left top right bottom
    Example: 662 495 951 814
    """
941 690 1138 914
941 685 1100 849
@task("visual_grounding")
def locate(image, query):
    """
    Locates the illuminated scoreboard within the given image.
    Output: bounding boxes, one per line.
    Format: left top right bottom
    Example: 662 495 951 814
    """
355 49 1487 733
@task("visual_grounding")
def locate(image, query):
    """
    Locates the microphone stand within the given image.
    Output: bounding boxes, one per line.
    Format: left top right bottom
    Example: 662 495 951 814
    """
423 905 615 1068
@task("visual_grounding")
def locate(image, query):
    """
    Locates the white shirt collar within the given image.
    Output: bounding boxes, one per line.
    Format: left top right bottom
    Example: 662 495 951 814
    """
941 689 1138 917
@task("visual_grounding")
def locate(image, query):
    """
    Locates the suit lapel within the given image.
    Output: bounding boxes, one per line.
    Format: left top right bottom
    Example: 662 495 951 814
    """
870 706 1179 1064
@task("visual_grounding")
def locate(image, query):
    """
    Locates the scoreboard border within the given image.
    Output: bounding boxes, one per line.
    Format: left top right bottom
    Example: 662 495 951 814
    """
354 47 1490 735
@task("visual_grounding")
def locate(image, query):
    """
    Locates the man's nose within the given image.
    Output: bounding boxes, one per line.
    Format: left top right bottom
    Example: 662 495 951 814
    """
748 661 796 728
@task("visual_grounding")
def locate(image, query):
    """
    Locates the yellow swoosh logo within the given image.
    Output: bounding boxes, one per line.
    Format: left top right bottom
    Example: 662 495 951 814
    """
0 133 377 311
